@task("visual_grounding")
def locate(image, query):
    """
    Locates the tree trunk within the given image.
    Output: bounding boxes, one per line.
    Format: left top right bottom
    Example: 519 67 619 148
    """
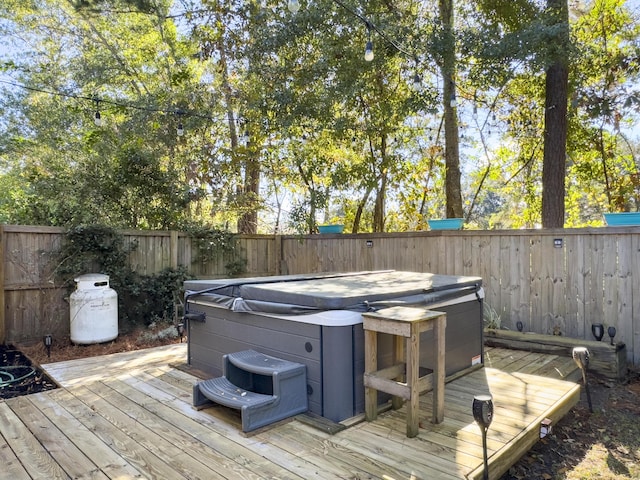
541 0 569 228
237 151 260 234
373 171 387 232
439 0 463 219
373 135 388 232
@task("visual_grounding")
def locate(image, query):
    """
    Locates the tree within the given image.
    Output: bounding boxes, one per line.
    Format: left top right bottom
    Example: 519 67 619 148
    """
438 0 463 219
0 0 218 228
568 0 640 217
541 0 569 228
243 0 441 232
2 0 640 233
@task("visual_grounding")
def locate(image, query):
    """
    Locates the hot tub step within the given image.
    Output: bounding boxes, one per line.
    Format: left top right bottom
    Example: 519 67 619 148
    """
193 350 308 432
195 376 275 409
226 349 303 376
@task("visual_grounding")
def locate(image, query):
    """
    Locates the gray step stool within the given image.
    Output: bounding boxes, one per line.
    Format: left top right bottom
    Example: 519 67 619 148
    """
193 349 308 432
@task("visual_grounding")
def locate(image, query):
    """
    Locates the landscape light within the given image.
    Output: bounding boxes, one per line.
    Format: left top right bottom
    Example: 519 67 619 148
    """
572 347 593 412
591 323 604 341
43 334 53 358
472 394 493 480
176 323 185 342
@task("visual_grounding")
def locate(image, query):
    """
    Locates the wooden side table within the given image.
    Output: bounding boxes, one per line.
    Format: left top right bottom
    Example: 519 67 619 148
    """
362 306 446 438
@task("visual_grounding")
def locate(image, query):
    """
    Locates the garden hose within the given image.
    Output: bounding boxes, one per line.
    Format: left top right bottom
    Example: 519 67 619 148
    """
0 366 37 388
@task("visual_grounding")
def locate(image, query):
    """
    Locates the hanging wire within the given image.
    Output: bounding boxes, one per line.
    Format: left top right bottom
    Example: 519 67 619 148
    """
0 79 220 122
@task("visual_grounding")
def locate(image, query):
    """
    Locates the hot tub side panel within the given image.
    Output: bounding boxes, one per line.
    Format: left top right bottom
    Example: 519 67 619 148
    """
418 299 484 374
188 304 326 416
321 325 359 422
352 297 484 415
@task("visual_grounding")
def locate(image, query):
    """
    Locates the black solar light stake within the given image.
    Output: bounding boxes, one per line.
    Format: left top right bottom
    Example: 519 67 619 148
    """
607 326 616 346
591 323 604 341
572 347 592 413
473 394 494 480
176 323 185 342
43 334 53 358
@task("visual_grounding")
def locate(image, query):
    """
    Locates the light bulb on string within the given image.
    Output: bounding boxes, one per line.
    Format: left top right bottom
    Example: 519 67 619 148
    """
287 0 300 13
472 105 478 120
412 72 422 92
364 41 374 62
175 109 185 136
364 26 374 62
450 92 457 109
93 98 102 126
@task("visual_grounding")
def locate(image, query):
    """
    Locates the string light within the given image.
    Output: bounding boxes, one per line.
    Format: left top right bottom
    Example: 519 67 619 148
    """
176 110 185 136
287 0 300 13
0 80 218 125
93 99 103 126
450 92 457 109
412 60 422 91
364 26 374 62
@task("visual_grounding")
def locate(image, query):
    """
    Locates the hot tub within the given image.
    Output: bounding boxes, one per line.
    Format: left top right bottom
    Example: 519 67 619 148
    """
185 270 483 423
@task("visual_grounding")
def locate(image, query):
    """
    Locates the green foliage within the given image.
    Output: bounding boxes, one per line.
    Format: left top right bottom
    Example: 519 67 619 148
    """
56 225 132 280
1 0 640 232
55 225 193 329
186 225 247 277
125 266 194 326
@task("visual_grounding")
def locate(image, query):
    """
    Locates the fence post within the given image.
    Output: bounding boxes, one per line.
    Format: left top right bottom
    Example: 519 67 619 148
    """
170 230 179 270
0 225 4 344
274 234 282 275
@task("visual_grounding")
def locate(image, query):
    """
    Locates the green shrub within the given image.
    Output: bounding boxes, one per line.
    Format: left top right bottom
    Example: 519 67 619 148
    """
54 225 193 330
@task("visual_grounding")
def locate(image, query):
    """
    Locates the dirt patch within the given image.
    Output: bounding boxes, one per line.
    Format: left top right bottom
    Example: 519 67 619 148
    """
500 368 640 480
18 323 184 366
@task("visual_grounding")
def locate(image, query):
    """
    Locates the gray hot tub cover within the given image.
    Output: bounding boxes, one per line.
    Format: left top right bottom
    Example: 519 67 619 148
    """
185 270 482 315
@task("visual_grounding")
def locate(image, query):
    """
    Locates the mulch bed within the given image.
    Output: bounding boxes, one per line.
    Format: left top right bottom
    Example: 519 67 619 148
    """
0 344 58 399
500 368 640 479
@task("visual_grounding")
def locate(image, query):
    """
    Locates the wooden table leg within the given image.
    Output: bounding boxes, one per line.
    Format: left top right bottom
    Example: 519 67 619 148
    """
433 315 446 424
392 333 404 410
364 329 378 421
406 327 420 437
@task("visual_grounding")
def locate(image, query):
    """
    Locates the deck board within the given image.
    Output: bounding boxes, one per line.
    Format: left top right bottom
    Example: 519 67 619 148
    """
0 343 583 479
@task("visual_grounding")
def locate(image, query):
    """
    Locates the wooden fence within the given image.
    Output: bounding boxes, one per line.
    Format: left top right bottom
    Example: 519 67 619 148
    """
2 225 640 366
0 225 277 346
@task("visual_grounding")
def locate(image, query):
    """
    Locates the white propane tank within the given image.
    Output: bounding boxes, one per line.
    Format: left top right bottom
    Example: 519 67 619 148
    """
70 273 118 344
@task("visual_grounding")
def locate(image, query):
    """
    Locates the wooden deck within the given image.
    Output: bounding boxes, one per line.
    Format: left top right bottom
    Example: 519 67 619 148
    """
0 343 581 480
